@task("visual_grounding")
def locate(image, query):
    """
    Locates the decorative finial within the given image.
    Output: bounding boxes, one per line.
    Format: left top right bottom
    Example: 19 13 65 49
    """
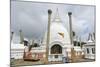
68 12 72 15
48 9 52 14
52 8 62 22
11 32 14 34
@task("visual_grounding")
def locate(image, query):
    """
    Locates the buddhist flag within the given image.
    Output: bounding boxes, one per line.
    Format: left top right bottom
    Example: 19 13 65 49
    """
58 32 64 38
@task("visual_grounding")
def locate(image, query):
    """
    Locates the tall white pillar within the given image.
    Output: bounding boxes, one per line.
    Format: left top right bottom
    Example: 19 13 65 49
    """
68 12 75 62
45 9 52 64
68 12 73 45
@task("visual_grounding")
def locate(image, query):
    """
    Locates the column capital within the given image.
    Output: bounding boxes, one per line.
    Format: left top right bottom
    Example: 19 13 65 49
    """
48 9 52 14
68 12 72 15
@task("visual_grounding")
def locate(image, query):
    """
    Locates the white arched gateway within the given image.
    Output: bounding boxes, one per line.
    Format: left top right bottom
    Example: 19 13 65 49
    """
48 41 63 61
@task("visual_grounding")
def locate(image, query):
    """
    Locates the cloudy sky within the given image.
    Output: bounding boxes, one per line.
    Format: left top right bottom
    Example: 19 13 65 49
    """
11 0 95 43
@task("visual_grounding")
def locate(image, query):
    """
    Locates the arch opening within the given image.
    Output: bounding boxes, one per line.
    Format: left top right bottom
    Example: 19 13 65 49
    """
51 44 62 54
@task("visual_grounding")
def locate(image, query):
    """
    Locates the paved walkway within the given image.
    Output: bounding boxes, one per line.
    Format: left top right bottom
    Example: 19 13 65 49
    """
11 59 45 67
72 58 95 63
11 59 95 67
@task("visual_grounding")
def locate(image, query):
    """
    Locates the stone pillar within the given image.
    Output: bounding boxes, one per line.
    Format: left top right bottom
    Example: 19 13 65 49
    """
68 12 73 45
79 36 82 48
45 9 52 64
19 30 24 44
32 40 34 45
76 36 78 46
11 32 14 42
68 12 75 62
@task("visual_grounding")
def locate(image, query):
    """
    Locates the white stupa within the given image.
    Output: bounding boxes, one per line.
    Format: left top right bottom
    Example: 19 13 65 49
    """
11 31 28 59
42 9 72 62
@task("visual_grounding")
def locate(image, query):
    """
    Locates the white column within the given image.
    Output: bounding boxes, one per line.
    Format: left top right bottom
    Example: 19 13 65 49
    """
45 9 52 63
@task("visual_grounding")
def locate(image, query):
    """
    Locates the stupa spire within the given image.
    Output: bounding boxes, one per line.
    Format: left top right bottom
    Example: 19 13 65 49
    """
88 33 93 42
53 8 61 22
56 8 59 18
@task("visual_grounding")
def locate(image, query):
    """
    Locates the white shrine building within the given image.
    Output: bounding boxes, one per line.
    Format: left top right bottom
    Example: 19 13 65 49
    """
83 33 95 59
42 9 72 62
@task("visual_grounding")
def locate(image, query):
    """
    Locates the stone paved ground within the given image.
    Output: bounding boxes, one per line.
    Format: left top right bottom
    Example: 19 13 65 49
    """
72 58 95 63
10 59 95 67
11 59 45 67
